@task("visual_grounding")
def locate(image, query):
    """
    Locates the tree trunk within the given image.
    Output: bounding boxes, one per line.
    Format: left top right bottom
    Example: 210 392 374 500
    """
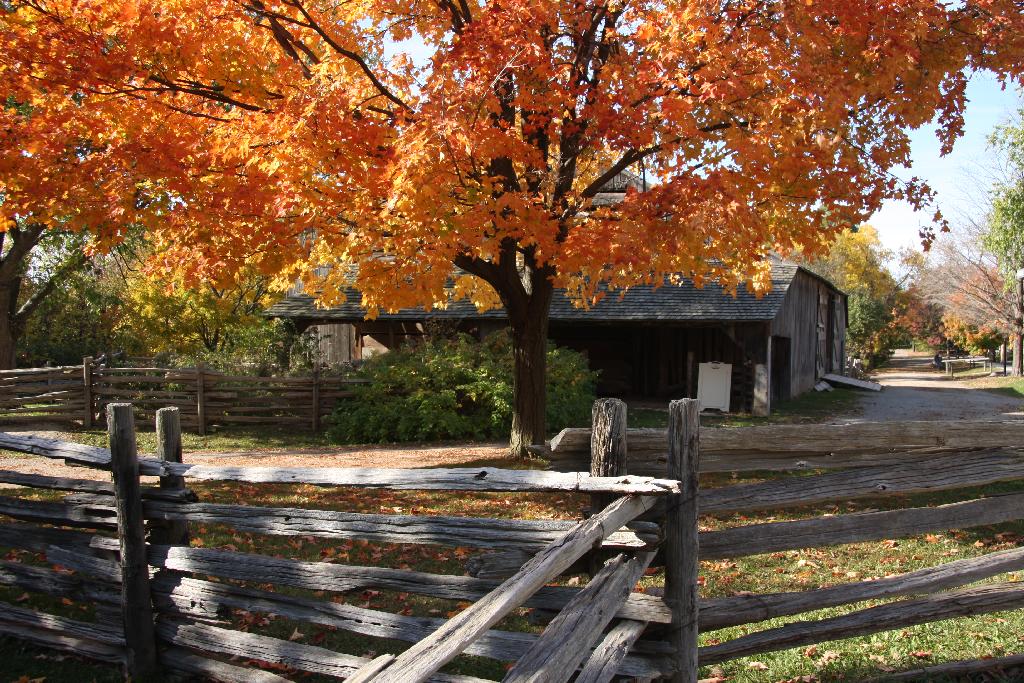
1014 330 1023 377
0 324 16 369
1015 278 1024 377
507 280 553 458
0 285 20 370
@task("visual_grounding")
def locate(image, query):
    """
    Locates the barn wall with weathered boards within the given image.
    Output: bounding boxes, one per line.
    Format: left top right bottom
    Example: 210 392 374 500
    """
770 270 846 396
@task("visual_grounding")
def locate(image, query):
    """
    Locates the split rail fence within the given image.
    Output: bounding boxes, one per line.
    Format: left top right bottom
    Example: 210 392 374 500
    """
1 402 1024 681
0 360 364 433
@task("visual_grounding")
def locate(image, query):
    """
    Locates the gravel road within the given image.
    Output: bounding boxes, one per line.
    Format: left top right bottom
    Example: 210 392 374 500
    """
842 350 1024 423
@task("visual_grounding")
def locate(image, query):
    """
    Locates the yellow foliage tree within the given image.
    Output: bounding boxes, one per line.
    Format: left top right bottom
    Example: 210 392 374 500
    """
119 269 276 356
807 226 898 299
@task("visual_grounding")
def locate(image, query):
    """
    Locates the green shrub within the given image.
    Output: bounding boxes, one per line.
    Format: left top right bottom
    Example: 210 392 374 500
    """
326 331 597 443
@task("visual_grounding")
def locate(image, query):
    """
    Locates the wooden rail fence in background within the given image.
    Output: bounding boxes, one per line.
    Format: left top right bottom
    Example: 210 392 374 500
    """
0 359 365 433
1 401 1024 681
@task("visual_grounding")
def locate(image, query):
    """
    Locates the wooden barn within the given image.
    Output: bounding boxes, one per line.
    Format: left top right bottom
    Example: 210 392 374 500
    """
268 258 846 416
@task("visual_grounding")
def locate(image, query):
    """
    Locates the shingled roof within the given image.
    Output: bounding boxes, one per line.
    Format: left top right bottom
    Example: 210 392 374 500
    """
267 259 841 324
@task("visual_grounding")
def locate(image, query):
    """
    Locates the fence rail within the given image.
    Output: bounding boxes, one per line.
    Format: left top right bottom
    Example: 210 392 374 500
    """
0 404 686 681
0 402 1023 681
0 359 364 433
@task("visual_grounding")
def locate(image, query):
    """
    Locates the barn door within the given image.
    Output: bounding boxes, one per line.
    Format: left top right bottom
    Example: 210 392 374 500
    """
817 291 828 377
831 294 844 373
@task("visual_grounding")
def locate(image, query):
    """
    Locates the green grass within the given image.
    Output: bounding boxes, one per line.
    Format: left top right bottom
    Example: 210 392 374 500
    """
66 423 339 452
957 373 1024 401
978 378 1024 400
0 637 126 683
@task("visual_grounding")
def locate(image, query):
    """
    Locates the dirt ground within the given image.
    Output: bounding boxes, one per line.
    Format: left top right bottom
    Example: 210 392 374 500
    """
0 428 509 483
841 349 1024 423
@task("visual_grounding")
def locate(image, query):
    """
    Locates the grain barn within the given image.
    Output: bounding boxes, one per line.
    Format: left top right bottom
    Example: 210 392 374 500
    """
268 258 846 415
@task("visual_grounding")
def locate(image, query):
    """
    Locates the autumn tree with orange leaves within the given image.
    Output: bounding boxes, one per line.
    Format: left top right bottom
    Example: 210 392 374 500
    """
4 1 1024 454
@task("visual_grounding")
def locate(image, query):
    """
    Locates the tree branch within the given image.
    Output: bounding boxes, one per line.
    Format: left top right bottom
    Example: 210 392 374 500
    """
579 120 743 199
0 225 45 282
283 0 412 113
14 248 88 326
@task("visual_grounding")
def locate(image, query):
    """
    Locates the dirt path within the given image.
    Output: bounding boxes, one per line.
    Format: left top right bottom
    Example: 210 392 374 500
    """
841 349 1024 423
0 429 508 483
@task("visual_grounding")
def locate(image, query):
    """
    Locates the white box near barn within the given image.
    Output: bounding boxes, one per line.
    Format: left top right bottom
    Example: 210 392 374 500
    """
697 362 732 412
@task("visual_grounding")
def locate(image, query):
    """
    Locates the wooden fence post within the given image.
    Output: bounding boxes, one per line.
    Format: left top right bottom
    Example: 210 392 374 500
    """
107 402 158 678
312 364 321 432
752 363 770 417
589 398 628 575
152 407 190 546
590 398 628 513
665 398 700 683
196 368 206 436
82 356 93 429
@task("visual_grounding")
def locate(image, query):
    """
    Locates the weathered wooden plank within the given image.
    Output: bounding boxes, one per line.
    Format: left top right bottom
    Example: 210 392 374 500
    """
0 520 98 553
348 655 396 683
0 603 125 664
467 489 1024 571
91 538 674 624
45 545 124 583
0 559 119 605
821 373 881 391
93 367 196 375
504 551 655 683
0 601 125 647
699 582 1024 665
0 431 683 493
207 416 311 425
0 494 117 529
204 374 317 384
0 381 81 393
139 498 656 551
664 398 700 683
93 377 194 387
863 653 1024 682
163 463 684 494
551 445 962 476
0 364 84 376
371 495 658 683
0 432 112 468
547 419 1024 462
151 574 668 678
108 403 158 678
460 543 1024 633
575 620 650 683
0 388 81 403
159 647 293 683
699 545 1024 631
699 491 1024 560
699 450 1024 514
155 620 490 683
0 470 193 502
0 469 116 494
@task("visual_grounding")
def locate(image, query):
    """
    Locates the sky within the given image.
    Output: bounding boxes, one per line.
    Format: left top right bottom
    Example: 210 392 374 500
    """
869 72 1023 257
